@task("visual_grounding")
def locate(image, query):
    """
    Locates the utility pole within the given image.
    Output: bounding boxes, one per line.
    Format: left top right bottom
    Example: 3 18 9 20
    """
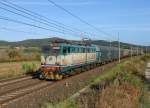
146 47 148 55
118 32 120 63
131 46 133 59
110 40 112 61
137 47 138 56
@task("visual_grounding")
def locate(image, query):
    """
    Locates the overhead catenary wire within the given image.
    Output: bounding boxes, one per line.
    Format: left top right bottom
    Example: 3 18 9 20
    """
0 16 68 34
0 27 46 36
1 0 82 33
0 7 85 37
1 0 86 38
47 0 115 38
0 1 85 38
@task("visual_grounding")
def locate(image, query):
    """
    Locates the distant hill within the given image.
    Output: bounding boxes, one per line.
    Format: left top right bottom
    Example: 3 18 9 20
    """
0 37 64 47
0 40 9 46
0 37 146 49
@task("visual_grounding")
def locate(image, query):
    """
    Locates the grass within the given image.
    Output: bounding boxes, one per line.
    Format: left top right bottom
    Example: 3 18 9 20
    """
43 55 150 108
0 61 40 80
42 100 79 108
22 62 39 74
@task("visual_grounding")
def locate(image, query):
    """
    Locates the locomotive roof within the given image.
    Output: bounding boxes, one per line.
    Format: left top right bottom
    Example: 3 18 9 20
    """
59 43 96 48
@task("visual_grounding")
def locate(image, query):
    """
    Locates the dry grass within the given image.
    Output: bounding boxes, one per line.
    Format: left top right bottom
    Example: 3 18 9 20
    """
0 61 40 80
97 81 140 108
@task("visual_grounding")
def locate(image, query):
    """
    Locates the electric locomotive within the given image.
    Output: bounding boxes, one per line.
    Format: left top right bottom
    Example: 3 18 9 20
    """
34 40 97 80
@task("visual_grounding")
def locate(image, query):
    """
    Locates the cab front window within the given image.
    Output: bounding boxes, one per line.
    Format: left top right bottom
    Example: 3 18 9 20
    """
42 45 60 56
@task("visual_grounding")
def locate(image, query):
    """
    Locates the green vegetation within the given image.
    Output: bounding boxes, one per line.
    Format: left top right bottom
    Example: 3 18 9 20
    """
22 62 38 74
44 55 150 108
42 100 79 108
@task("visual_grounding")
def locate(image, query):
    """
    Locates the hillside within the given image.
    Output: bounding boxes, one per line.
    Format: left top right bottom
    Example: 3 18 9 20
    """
0 37 146 48
0 41 10 46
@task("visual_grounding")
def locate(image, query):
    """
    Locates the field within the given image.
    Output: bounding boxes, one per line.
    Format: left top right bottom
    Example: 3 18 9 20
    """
0 46 41 80
0 61 40 80
0 46 40 62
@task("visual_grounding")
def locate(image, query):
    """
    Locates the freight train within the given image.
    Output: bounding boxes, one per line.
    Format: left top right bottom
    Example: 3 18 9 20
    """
33 40 144 80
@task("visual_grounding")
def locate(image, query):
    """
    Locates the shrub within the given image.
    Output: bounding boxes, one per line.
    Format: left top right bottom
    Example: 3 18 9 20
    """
141 54 150 62
8 50 21 60
22 63 37 74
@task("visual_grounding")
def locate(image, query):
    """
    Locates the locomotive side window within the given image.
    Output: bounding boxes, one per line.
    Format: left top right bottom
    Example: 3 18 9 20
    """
63 47 67 54
77 48 79 53
78 48 81 53
72 47 75 53
83 48 86 53
68 47 70 53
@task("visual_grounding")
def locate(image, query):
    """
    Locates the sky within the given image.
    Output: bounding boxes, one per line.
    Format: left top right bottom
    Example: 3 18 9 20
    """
0 0 150 46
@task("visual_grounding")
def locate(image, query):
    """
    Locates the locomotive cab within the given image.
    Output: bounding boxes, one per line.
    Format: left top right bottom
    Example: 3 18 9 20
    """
38 43 64 80
41 44 61 65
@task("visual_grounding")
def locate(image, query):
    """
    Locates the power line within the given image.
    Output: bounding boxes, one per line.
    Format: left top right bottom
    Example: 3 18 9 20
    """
0 16 67 34
1 0 86 38
0 27 45 35
0 6 62 31
0 1 84 37
47 0 114 37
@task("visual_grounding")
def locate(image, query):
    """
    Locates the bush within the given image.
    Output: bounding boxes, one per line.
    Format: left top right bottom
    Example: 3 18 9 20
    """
141 54 150 62
8 50 21 60
22 63 37 74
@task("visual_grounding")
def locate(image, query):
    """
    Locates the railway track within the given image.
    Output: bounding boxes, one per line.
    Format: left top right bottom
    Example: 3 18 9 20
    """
0 76 31 87
0 77 53 106
0 78 42 96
